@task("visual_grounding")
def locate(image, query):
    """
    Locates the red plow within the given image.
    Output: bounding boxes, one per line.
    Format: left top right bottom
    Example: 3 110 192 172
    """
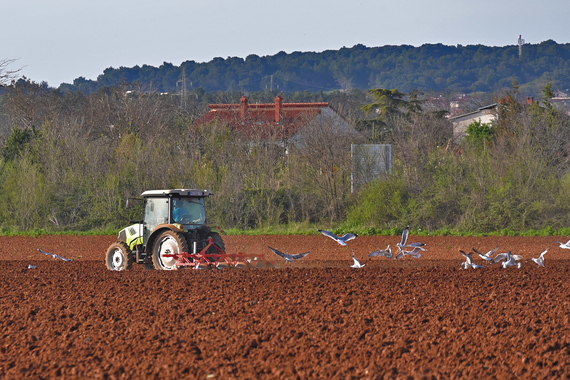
163 237 276 270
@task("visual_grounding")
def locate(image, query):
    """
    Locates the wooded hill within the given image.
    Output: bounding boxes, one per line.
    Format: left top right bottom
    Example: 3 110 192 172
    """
61 40 570 96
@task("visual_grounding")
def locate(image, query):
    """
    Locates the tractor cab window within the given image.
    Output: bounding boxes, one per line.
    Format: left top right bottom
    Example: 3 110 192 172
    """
144 197 170 234
172 197 206 225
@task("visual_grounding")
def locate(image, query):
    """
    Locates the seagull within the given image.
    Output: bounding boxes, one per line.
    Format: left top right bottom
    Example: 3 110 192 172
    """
397 225 410 251
493 251 523 268
38 248 73 262
350 250 366 268
318 230 357 246
395 246 423 260
27 264 38 269
554 239 570 250
368 245 394 259
459 250 475 269
531 248 548 267
268 246 309 262
396 225 426 251
472 245 500 263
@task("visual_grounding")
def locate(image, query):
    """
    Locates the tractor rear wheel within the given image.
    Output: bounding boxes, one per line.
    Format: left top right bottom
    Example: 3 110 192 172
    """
105 241 134 271
152 230 189 270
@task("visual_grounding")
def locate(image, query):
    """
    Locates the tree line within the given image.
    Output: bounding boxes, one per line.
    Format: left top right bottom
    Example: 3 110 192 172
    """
0 77 570 234
59 40 570 97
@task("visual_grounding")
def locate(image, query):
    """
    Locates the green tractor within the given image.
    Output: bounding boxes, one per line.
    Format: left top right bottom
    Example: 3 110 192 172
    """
105 189 225 271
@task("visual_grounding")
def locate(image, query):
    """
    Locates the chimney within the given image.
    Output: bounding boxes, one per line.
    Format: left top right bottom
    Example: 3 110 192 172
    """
527 96 534 105
240 96 249 118
274 96 283 122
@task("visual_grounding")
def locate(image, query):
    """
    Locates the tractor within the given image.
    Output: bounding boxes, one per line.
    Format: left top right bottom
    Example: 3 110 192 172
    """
105 189 231 271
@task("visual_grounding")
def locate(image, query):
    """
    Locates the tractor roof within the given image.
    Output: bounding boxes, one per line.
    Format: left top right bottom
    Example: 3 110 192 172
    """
141 189 213 198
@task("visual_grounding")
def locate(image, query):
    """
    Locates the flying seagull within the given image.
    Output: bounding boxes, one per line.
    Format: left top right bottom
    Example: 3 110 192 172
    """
350 250 366 268
318 230 357 246
38 248 73 262
459 250 475 269
397 225 410 251
494 251 523 268
472 245 500 263
368 245 394 259
397 225 426 251
554 239 570 250
395 246 423 260
268 246 309 262
531 248 548 267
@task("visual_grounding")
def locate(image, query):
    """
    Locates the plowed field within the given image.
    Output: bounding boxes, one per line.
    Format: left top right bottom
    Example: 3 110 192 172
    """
2 234 570 379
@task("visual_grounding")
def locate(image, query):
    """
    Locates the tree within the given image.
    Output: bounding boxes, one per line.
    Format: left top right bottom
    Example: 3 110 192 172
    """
0 58 20 86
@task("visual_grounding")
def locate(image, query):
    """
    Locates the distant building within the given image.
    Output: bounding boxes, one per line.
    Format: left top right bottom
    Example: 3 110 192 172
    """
195 96 358 150
448 104 497 141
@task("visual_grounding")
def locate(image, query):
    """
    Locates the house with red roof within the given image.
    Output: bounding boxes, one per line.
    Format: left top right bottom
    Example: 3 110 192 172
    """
195 96 357 149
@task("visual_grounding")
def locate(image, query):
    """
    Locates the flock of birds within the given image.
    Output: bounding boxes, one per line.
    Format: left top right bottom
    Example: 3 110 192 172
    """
268 226 427 268
267 226 570 269
458 238 570 269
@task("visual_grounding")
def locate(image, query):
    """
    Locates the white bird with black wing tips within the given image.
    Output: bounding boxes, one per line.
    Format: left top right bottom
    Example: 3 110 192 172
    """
494 251 523 268
395 246 423 260
554 239 570 250
459 250 473 269
532 248 548 267
268 246 309 262
397 225 426 251
473 245 500 263
318 230 358 246
38 248 73 262
350 250 366 268
368 245 393 259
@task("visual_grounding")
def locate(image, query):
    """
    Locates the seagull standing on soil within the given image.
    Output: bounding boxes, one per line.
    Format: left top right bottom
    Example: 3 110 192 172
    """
37 248 73 262
473 245 500 263
318 230 358 246
268 246 310 262
368 245 394 259
531 248 548 267
350 250 366 268
554 239 570 250
493 251 523 268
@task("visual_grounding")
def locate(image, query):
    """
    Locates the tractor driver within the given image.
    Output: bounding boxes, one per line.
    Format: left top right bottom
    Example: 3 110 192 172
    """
172 199 192 223
172 198 205 224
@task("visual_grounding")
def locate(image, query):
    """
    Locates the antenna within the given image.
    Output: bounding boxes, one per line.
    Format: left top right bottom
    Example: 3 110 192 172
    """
518 34 525 58
176 67 188 108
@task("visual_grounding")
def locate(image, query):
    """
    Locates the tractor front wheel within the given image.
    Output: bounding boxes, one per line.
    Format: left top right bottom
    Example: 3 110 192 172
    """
152 230 189 270
105 241 134 271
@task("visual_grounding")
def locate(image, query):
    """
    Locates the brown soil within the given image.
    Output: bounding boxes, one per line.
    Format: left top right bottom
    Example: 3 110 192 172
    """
1 234 570 379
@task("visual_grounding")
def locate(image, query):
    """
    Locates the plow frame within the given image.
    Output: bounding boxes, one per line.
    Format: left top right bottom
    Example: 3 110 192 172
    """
162 237 274 269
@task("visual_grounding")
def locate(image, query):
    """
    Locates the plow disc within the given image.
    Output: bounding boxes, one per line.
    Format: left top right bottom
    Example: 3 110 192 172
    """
162 238 276 270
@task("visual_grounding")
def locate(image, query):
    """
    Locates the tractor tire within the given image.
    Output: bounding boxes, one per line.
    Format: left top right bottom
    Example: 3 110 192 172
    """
152 230 189 270
105 241 134 271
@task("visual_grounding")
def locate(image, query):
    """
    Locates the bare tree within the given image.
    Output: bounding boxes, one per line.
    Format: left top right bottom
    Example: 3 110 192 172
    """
0 58 20 86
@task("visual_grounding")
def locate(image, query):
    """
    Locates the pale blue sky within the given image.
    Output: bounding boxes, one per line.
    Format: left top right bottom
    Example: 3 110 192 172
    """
2 0 568 87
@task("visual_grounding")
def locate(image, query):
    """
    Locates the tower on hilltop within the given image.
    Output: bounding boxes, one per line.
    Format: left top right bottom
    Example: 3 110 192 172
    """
518 35 525 58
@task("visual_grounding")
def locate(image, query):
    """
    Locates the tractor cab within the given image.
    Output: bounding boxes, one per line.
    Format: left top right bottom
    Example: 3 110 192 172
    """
141 189 211 242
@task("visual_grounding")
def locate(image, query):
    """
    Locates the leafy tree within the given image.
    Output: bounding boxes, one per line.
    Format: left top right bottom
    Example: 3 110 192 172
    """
465 120 495 150
1 126 38 161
